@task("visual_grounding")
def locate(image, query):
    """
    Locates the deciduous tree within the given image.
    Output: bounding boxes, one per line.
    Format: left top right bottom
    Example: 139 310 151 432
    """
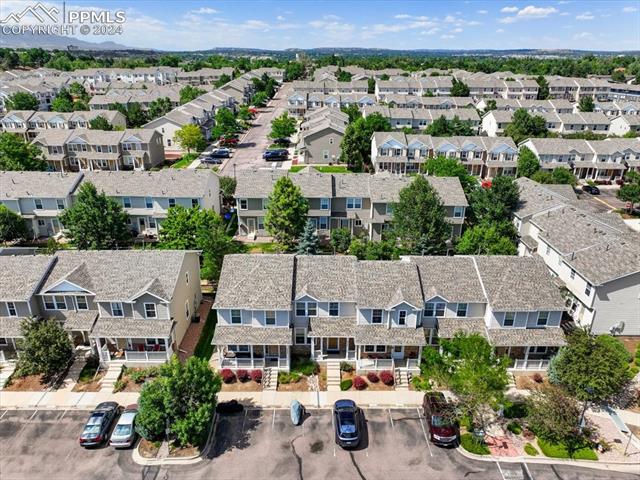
504 108 549 144
269 112 297 139
15 318 73 382
578 96 594 113
450 78 470 97
179 85 206 104
88 115 113 131
0 205 29 244
148 97 173 120
424 156 476 194
330 228 351 253
339 113 391 171
0 132 46 171
174 124 206 153
516 146 541 178
5 91 39 111
455 222 518 255
264 177 309 250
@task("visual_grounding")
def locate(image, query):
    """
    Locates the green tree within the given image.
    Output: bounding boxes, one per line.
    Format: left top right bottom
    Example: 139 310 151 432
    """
179 85 206 104
136 379 168 440
611 70 626 83
251 91 268 107
336 67 353 82
348 237 400 260
504 108 549 144
264 176 309 250
68 82 89 103
0 204 29 243
0 132 46 171
450 78 470 97
148 97 173 120
15 318 73 382
174 124 206 153
51 87 74 112
618 174 640 208
455 222 518 255
297 219 320 254
553 330 633 406
339 113 391 171
219 176 237 205
391 175 451 255
578 96 594 112
536 75 550 100
88 115 113 131
214 73 232 88
341 104 362 123
425 115 474 136
379 73 390 81
212 108 240 138
125 102 148 128
159 54 181 67
516 146 541 178
59 182 131 249
531 168 577 186
484 99 497 113
269 112 297 139
330 228 352 253
468 175 520 225
5 91 39 111
367 77 376 94
284 62 305 81
424 156 476 194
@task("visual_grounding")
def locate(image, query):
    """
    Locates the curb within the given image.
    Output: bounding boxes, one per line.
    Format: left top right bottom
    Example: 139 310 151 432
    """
455 444 640 474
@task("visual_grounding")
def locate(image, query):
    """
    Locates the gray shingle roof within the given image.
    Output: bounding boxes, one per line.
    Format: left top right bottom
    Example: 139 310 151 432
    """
474 256 566 312
294 256 357 302
308 317 357 337
0 317 24 338
0 255 55 301
436 317 487 339
213 325 293 345
355 325 426 346
487 327 566 347
90 317 174 338
1 171 83 200
355 261 423 309
235 169 332 199
58 311 98 332
213 255 295 310
82 170 216 198
514 177 572 218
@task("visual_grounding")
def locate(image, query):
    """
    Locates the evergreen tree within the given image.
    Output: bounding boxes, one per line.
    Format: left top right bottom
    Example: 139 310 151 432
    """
297 220 320 255
265 177 309 250
536 75 550 100
450 79 470 97
578 96 595 112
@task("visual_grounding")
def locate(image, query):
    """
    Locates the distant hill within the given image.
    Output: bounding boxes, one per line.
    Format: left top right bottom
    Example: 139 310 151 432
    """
0 32 137 50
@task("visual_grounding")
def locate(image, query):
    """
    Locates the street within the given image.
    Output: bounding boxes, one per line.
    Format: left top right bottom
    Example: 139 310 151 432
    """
218 82 294 176
1 408 638 480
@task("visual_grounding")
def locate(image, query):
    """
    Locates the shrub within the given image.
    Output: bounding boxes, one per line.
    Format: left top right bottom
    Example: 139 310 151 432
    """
460 433 490 455
507 421 522 435
524 443 539 456
340 379 353 391
250 369 263 383
340 361 354 373
278 372 301 384
113 378 128 392
353 376 367 390
411 375 432 391
532 373 544 383
503 402 527 419
128 366 160 384
221 368 235 384
366 372 379 383
291 358 319 376
237 369 250 382
380 370 394 386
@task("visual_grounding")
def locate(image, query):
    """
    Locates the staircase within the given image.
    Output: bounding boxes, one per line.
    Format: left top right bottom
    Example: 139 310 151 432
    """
100 361 125 392
262 367 277 391
394 368 409 391
327 361 341 391
61 355 87 390
0 361 17 390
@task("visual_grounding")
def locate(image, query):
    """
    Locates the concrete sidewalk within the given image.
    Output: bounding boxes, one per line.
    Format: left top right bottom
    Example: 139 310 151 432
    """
0 390 139 409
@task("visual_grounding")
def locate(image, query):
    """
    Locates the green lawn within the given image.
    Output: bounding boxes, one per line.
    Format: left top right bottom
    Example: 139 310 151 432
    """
171 153 199 169
537 438 598 460
313 166 351 173
248 242 282 254
77 361 99 383
289 165 306 173
193 309 217 360
460 433 490 455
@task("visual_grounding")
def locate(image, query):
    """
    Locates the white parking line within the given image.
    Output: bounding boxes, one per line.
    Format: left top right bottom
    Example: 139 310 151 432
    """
0 410 8 421
331 412 336 457
416 408 433 457
388 409 395 430
271 408 276 430
496 462 506 480
28 410 38 421
523 462 533 480
241 409 248 432
59 409 67 420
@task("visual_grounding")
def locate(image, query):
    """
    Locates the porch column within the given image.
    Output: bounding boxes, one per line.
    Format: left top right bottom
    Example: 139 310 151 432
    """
523 346 530 368
286 345 290 370
320 337 323 357
250 345 254 368
428 328 433 345
417 346 423 366
507 346 511 357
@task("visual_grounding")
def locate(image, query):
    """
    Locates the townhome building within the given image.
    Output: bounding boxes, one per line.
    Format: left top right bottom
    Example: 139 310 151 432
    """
371 132 518 177
0 171 82 238
286 92 376 117
0 79 65 113
71 67 179 85
176 67 234 85
88 86 182 112
212 254 566 375
297 108 348 164
593 100 640 117
482 110 611 137
476 98 573 114
610 115 640 137
417 77 454 97
363 105 481 132
234 169 468 240
608 83 640 102
514 178 640 336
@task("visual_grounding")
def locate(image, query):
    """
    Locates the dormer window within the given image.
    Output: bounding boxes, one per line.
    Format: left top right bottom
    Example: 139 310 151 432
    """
144 303 157 319
537 311 549 327
372 309 383 324
504 312 515 327
398 310 407 326
111 302 124 317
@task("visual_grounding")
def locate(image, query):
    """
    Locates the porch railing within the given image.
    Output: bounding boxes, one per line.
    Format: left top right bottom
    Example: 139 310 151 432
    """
220 357 266 369
404 358 420 371
511 359 550 371
124 350 170 362
357 358 395 371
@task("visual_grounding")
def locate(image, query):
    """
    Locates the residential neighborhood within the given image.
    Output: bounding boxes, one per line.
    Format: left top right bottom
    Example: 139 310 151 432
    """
1 1 640 479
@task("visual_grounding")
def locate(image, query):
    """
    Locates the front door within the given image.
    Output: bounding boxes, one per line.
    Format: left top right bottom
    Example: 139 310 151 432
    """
327 338 339 352
138 218 146 233
247 218 256 234
392 346 404 359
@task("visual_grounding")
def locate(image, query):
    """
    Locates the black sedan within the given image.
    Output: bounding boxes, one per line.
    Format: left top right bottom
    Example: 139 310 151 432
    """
582 184 600 195
333 399 361 448
263 149 289 161
79 402 119 447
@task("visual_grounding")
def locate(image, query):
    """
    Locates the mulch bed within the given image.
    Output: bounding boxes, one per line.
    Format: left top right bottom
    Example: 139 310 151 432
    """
72 370 106 392
169 444 200 457
221 379 263 392
3 374 49 392
514 373 549 391
139 439 161 458
277 377 310 392
341 371 394 391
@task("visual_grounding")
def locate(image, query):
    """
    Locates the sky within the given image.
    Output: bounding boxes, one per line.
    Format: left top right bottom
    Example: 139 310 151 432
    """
1 0 640 51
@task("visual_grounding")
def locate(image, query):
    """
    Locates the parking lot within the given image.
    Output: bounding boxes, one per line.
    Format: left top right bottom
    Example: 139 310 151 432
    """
1 408 638 480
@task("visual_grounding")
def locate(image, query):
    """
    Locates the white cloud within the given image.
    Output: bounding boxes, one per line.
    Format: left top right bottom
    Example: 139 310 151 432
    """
501 6 519 13
576 12 594 20
440 34 455 39
444 15 457 22
477 9 488 14
452 27 463 33
496 28 505 33
573 31 593 39
322 14 341 20
276 15 285 21
190 7 217 14
622 6 638 12
559 12 570 16
394 13 412 19
499 5 558 23
420 27 440 35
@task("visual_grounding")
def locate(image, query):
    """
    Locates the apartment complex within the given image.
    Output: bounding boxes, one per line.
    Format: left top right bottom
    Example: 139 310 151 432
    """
482 110 611 137
296 108 349 164
234 168 468 240
363 105 481 132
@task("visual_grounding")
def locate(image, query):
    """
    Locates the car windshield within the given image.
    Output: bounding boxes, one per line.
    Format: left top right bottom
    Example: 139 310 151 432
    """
113 424 132 436
431 415 453 428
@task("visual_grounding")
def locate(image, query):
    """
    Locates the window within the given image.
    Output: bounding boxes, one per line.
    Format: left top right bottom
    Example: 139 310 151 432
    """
545 245 551 256
364 345 375 352
329 302 339 316
453 207 464 218
76 296 88 311
56 199 65 210
239 199 248 210
168 198 176 208
296 302 306 316
144 303 157 319
0 338 7 346
34 199 43 210
323 150 330 160
346 197 362 210
265 311 276 326
456 303 468 317
185 302 190 319
231 310 241 324
191 198 199 208
307 302 317 316
398 311 407 326
257 217 265 230
295 328 307 345
261 199 268 211
584 283 592 296
44 296 55 310
6 302 17 317
320 198 330 210
537 311 549 326
145 197 153 208
504 312 515 327
111 302 124 317
229 344 249 353
386 204 394 215
372 309 383 324
296 302 317 316
532 346 547 354
123 197 132 208
570 269 576 280
318 217 328 230
424 302 445 317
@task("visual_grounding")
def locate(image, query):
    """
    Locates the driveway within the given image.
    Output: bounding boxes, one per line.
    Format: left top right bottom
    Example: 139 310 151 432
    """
218 82 294 176
2 408 638 480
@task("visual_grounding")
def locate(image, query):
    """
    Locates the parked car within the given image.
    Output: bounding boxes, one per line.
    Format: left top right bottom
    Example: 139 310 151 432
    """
422 392 458 447
272 138 291 147
263 149 289 161
79 402 119 447
220 136 239 147
333 399 361 448
582 185 600 195
209 148 231 158
109 405 138 448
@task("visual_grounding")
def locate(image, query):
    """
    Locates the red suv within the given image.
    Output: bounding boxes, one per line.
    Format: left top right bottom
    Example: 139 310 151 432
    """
219 136 239 147
423 392 459 447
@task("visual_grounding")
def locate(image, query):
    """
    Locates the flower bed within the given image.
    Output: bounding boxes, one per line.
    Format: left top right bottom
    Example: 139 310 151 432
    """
340 370 394 391
219 368 263 392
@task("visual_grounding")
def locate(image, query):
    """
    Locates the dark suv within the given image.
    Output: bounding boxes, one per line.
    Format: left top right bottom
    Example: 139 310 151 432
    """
423 392 458 447
333 399 361 448
581 184 600 195
263 149 289 161
79 402 119 447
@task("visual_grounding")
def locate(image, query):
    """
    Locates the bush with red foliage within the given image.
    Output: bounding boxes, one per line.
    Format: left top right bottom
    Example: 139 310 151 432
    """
379 370 394 386
251 369 263 383
353 376 367 390
236 369 250 382
366 372 379 383
532 373 544 384
221 368 236 384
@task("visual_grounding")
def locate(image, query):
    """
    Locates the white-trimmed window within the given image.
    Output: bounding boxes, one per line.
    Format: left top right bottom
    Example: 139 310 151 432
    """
354 219 363 228
34 198 43 210
56 199 65 210
456 303 468 317
144 303 157 319
532 346 547 354
265 310 276 326
453 206 464 218
261 199 268 210
6 302 17 317
76 296 88 311
570 269 576 280
111 302 124 317
231 309 242 324
297 301 317 317
191 198 199 208
168 198 176 208
320 198 330 210
584 283 592 296
398 310 407 326
145 197 153 208
504 312 515 327
328 302 339 316
123 197 132 208
229 344 249 353
239 199 248 210
424 302 445 317
346 197 362 210
536 311 549 327
44 295 66 310
372 309 383 324
545 245 551 256
295 327 308 345
364 345 386 353
318 217 328 230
